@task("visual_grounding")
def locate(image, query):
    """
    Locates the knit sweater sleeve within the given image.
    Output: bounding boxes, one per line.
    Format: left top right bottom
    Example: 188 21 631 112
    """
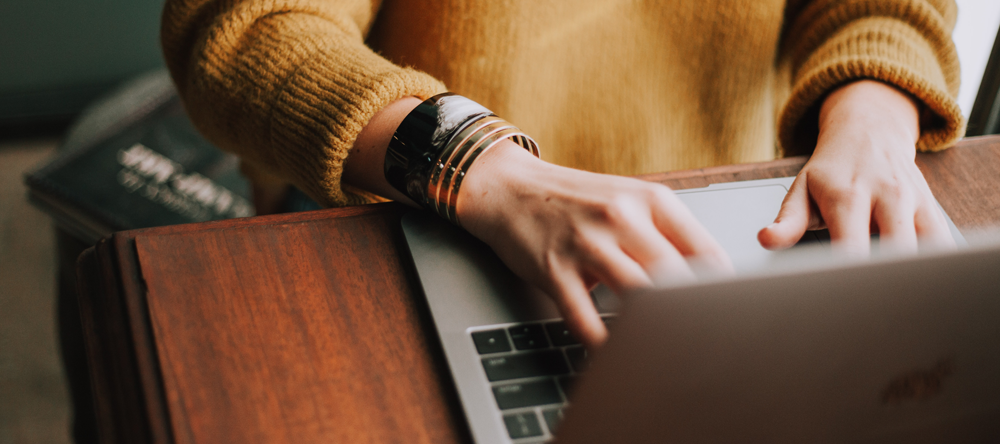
778 0 964 155
160 0 446 206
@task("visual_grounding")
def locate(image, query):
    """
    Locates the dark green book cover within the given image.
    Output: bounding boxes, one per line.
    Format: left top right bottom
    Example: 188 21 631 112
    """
25 97 254 243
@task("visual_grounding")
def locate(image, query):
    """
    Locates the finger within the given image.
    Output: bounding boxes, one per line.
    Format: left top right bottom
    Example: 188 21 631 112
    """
914 202 956 250
580 240 654 294
872 197 917 254
758 174 820 250
647 188 731 269
615 219 698 286
820 189 872 257
547 269 608 349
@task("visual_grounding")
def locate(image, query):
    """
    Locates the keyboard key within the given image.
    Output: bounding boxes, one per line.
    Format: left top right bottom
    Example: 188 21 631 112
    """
544 321 579 346
542 408 564 434
471 329 512 354
558 376 577 397
508 324 549 350
565 346 590 372
482 350 570 382
493 380 562 410
503 412 543 439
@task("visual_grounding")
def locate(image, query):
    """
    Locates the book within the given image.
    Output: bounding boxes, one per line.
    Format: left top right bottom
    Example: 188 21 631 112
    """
25 73 254 244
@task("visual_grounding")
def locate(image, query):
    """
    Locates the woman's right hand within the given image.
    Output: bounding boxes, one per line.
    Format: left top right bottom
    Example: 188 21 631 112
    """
457 140 732 348
344 97 730 348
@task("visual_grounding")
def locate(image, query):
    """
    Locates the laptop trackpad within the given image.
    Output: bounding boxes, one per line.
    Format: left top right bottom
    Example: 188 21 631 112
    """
675 183 819 272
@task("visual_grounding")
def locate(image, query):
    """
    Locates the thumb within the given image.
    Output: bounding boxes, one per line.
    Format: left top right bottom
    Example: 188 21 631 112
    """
758 175 816 250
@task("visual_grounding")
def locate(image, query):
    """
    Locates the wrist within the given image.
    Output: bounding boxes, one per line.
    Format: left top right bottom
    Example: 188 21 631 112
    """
382 93 540 225
344 96 423 205
455 139 546 232
819 80 920 148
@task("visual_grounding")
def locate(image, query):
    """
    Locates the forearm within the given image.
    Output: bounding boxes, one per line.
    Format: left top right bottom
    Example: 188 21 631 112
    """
161 0 445 207
778 0 962 155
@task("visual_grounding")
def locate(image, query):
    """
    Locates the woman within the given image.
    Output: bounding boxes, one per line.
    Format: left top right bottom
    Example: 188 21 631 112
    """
162 0 964 347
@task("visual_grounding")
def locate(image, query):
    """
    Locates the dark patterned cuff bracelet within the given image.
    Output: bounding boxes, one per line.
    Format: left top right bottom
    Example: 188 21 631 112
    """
384 93 539 224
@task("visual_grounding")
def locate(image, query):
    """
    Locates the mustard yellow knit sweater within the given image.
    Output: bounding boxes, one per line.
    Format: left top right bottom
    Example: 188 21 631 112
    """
161 0 964 207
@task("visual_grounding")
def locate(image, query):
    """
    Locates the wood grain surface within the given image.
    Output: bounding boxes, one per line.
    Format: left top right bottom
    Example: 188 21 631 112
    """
78 136 1000 444
915 136 1000 230
132 207 470 444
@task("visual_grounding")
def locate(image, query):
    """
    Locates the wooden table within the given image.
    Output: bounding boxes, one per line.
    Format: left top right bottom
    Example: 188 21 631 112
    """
77 136 1000 444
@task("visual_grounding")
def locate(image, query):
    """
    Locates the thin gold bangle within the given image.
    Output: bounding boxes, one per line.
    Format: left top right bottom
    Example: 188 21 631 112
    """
447 130 537 225
435 122 518 220
427 117 507 210
420 112 539 226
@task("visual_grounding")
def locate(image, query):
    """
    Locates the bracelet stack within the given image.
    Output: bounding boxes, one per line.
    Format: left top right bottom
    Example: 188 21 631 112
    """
384 93 539 226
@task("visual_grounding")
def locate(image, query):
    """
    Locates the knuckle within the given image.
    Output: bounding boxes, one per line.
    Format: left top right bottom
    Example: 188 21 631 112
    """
596 194 635 226
822 183 860 204
918 204 948 225
878 181 906 201
641 184 666 201
650 185 678 206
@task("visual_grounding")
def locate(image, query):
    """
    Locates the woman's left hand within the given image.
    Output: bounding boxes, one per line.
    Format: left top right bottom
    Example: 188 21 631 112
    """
758 80 955 254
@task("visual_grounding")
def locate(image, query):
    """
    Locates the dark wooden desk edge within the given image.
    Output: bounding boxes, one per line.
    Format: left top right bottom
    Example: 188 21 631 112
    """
76 135 1000 444
77 204 422 444
78 238 173 444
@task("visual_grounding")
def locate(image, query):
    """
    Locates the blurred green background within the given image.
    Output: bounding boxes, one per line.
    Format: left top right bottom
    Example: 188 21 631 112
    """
0 0 166 133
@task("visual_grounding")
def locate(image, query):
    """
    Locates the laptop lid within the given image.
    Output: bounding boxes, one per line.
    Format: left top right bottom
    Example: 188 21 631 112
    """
558 241 1000 443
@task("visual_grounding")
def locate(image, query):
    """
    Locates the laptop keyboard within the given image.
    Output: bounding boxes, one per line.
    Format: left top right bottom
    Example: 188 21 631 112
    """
469 316 615 442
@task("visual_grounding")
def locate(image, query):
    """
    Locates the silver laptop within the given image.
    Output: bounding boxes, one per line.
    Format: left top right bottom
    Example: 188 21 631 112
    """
400 177 993 443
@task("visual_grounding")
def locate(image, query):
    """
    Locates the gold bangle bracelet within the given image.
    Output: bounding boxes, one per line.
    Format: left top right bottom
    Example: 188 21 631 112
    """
385 93 539 221
421 114 539 226
435 122 519 220
426 116 508 210
446 129 537 225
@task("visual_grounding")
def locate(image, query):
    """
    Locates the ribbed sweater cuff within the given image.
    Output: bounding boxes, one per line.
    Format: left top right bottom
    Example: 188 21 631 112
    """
269 41 446 207
779 17 965 155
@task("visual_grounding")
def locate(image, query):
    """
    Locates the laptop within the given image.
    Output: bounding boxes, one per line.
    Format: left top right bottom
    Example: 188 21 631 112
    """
400 177 994 443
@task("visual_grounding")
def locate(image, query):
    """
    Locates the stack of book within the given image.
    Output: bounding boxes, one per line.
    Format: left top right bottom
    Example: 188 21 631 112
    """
25 71 254 243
